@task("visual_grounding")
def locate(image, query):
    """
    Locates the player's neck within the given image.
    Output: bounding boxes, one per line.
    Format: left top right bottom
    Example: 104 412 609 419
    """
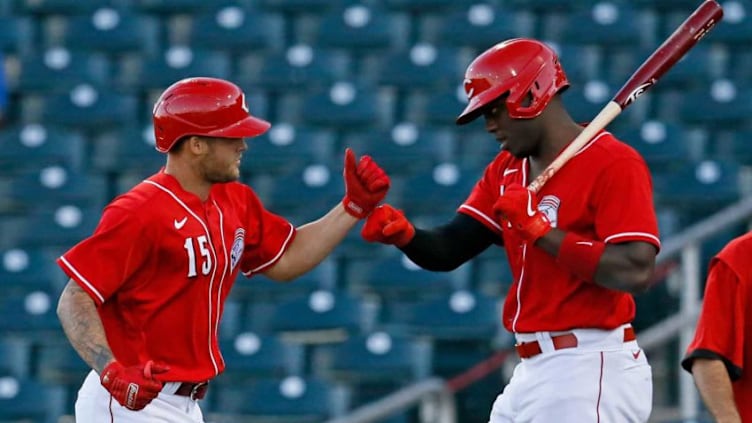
164 157 212 202
529 119 583 179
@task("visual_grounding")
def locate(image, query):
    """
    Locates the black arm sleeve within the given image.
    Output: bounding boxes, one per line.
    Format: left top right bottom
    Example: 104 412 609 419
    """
399 213 500 271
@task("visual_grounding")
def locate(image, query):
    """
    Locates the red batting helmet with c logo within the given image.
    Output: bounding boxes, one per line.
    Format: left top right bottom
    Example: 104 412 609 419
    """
456 38 569 124
152 77 271 152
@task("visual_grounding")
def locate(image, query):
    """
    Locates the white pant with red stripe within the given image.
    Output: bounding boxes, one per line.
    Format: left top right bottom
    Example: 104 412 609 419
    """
75 370 205 423
489 324 652 423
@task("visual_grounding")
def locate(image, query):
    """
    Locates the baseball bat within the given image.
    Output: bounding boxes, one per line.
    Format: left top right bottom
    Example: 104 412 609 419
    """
527 0 723 193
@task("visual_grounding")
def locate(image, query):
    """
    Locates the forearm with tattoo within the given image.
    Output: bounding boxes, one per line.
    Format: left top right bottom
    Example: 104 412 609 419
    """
57 280 114 373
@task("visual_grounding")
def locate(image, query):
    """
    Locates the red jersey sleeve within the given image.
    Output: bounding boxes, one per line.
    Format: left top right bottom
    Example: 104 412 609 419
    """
591 157 660 249
682 258 745 379
239 189 295 275
57 205 153 305
459 159 504 237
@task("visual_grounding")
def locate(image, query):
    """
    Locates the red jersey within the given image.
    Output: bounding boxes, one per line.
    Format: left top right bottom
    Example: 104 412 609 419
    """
459 131 660 333
57 171 295 382
682 232 752 421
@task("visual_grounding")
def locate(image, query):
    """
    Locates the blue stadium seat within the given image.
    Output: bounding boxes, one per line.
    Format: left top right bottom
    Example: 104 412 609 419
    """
232 271 330 306
348 253 455 301
269 290 367 344
1 166 108 214
616 120 690 168
0 338 31 378
0 291 63 341
383 290 501 341
372 43 463 90
133 0 210 15
186 4 284 53
403 83 468 127
27 85 139 133
296 81 385 130
0 16 33 55
35 341 89 387
238 45 350 94
0 376 66 423
702 0 752 45
0 248 67 295
383 0 456 12
547 42 600 84
561 79 614 123
713 129 752 165
90 124 163 174
13 47 111 94
340 122 456 177
217 332 304 383
648 45 719 89
240 123 335 176
0 124 86 173
256 0 334 14
471 246 513 298
399 162 479 217
652 159 741 215
435 3 520 50
631 0 703 13
265 162 343 220
50 7 159 55
212 376 341 422
677 79 752 128
1 205 99 250
312 3 403 52
13 0 106 15
118 47 231 94
560 2 644 48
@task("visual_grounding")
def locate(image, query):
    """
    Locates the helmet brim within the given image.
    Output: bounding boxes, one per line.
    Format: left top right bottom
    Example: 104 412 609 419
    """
208 115 272 139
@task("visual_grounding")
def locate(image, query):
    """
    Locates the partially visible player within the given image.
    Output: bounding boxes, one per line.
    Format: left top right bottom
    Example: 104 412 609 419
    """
362 38 660 422
682 232 752 423
56 77 390 422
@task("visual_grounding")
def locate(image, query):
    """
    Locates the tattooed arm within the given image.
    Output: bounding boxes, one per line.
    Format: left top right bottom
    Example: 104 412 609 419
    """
57 279 114 373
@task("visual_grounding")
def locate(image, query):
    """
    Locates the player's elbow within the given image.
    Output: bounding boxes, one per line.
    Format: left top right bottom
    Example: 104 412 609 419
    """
622 264 655 294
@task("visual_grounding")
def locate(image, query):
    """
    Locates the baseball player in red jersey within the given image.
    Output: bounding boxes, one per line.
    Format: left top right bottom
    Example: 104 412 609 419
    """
361 38 661 422
682 232 752 423
55 77 390 422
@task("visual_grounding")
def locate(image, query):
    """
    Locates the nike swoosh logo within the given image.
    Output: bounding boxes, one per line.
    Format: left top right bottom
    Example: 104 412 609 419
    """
526 192 536 217
632 349 641 359
576 241 594 246
174 217 188 230
503 168 518 176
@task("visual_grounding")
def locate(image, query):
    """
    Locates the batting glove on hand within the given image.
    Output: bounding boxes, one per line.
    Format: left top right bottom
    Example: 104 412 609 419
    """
361 204 415 247
342 148 391 219
100 360 169 411
493 183 552 242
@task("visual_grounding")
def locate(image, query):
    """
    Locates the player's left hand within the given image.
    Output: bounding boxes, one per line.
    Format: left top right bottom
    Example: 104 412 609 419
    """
342 148 390 219
493 183 552 242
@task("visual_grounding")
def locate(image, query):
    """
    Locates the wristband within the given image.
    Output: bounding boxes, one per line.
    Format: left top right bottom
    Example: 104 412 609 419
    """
556 232 606 282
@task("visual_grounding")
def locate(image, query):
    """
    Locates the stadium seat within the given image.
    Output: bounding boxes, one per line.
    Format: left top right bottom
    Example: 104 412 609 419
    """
0 338 31 378
118 46 231 94
371 43 464 90
313 331 431 407
677 79 752 128
0 291 63 342
264 162 343 220
50 7 159 55
269 290 368 344
616 120 690 168
35 341 89 387
652 159 741 216
90 124 163 174
402 83 468 127
232 271 331 306
256 0 334 14
0 166 108 214
561 79 614 123
312 3 403 52
13 47 111 94
237 45 350 94
0 247 67 295
0 16 33 55
13 0 105 15
471 246 513 298
185 4 284 53
0 376 66 423
435 3 521 50
700 0 752 45
0 124 86 173
560 2 644 48
133 0 210 15
383 290 501 341
1 205 99 250
212 376 342 423
646 45 719 90
240 123 335 176
296 81 386 130
216 332 304 384
383 0 456 12
339 122 456 177
631 0 703 13
399 162 479 217
348 253 456 301
27 85 139 133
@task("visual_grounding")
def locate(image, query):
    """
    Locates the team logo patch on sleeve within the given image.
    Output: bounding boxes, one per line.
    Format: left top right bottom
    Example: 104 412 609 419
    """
538 195 561 228
230 228 245 271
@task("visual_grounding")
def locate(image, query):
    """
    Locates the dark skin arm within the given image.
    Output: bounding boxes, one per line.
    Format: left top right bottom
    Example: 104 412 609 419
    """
56 279 114 373
536 229 658 294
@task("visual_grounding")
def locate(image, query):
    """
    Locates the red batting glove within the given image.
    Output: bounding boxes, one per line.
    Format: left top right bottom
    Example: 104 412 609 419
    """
342 148 391 219
100 360 170 411
361 204 416 247
493 183 552 242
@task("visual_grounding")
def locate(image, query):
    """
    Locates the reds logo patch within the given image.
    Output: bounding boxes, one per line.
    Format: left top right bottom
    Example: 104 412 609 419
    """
538 195 561 228
230 228 245 271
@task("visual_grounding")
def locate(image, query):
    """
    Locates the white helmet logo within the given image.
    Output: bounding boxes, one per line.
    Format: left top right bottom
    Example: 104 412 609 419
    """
240 94 249 113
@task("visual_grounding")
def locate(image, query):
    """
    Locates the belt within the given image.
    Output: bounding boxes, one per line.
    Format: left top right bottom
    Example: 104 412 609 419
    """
515 327 636 359
174 381 208 400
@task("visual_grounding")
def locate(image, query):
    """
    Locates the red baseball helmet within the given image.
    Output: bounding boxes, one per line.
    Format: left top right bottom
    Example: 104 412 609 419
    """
152 77 271 152
456 38 569 125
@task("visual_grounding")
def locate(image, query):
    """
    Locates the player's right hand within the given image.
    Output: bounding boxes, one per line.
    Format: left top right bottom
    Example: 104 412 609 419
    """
342 148 391 219
100 360 169 411
361 204 415 247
